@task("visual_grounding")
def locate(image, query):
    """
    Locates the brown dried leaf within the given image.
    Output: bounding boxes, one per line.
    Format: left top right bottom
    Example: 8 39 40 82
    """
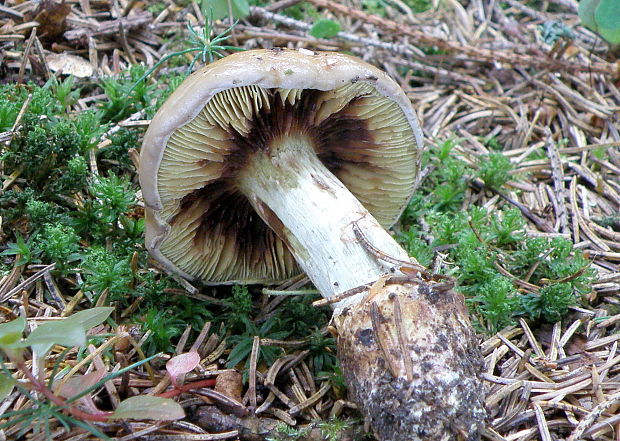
34 0 71 39
215 370 243 403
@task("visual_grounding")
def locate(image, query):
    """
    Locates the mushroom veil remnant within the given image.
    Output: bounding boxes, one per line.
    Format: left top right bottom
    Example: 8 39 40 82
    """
140 49 487 440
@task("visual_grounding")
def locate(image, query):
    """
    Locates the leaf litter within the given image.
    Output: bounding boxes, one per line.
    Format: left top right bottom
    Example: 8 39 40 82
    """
0 0 619 439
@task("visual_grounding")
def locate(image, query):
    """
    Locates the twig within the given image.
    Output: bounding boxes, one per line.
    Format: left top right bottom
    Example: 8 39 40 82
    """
0 263 56 303
545 133 569 233
351 221 428 276
393 297 413 382
568 391 620 441
470 178 555 233
532 403 553 441
248 336 260 409
249 6 426 59
306 0 617 75
370 302 399 379
18 28 36 84
157 378 217 398
265 0 305 11
288 381 331 415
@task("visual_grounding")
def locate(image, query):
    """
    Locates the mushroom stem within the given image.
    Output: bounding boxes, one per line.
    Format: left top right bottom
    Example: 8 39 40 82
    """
236 135 409 310
237 135 487 440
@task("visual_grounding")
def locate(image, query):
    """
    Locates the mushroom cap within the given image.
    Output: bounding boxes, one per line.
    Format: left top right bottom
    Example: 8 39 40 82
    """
140 48 423 284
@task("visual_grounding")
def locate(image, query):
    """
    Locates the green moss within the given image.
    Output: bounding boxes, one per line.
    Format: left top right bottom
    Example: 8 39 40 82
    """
477 152 513 189
398 137 596 332
520 283 577 323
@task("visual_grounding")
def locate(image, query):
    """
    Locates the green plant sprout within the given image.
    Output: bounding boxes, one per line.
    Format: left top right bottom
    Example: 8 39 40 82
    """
227 315 290 381
1 234 40 266
45 75 81 109
129 15 244 94
310 19 341 39
318 418 354 441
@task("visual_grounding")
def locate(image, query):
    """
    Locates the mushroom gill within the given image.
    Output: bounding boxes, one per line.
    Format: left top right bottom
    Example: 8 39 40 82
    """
155 83 419 283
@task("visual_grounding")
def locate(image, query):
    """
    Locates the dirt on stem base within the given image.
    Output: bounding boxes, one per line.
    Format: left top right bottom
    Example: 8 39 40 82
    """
335 279 487 441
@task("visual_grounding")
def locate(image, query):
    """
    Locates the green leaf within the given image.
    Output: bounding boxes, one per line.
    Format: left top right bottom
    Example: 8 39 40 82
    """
0 373 16 400
0 317 25 348
600 27 620 44
201 0 249 21
111 395 185 421
579 0 620 44
594 0 620 31
578 0 599 29
310 19 341 39
25 320 87 356
227 339 253 368
23 307 113 356
63 307 114 331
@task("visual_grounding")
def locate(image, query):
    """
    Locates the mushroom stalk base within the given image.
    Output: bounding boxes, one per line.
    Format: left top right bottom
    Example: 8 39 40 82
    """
237 136 487 440
237 135 410 311
336 281 487 441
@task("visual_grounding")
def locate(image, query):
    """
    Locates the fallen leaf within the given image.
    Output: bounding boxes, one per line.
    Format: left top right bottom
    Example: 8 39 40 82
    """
46 53 94 78
111 395 185 421
54 369 106 398
214 370 243 403
54 369 107 414
34 0 71 39
166 351 200 387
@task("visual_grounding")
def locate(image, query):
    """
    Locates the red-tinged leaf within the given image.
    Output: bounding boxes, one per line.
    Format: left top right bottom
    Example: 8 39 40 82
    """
166 351 200 383
110 395 185 421
54 369 107 414
54 369 106 398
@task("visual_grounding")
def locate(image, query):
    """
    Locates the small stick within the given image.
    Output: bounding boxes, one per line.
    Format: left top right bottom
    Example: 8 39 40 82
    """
370 302 400 379
289 381 331 415
352 221 453 282
393 297 413 382
533 403 553 441
190 321 212 356
264 0 304 11
352 221 425 274
0 263 56 303
18 28 36 84
568 391 620 441
312 284 370 307
248 336 260 409
545 133 569 233
255 391 276 414
262 288 320 296
537 400 590 415
307 0 616 75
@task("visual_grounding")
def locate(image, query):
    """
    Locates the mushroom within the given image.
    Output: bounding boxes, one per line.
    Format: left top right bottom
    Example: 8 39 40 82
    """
140 49 486 440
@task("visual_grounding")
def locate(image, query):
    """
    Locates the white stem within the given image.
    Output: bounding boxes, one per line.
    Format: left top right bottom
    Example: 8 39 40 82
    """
237 135 412 310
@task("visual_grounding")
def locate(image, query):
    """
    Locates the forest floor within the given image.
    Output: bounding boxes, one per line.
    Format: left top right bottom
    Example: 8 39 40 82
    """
1 0 619 440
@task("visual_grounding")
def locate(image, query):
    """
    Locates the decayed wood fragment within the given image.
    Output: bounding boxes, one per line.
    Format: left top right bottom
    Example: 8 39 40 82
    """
335 279 487 441
63 10 152 41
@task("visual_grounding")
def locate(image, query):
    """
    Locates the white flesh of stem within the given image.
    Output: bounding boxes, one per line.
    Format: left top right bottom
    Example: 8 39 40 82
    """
236 135 412 311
